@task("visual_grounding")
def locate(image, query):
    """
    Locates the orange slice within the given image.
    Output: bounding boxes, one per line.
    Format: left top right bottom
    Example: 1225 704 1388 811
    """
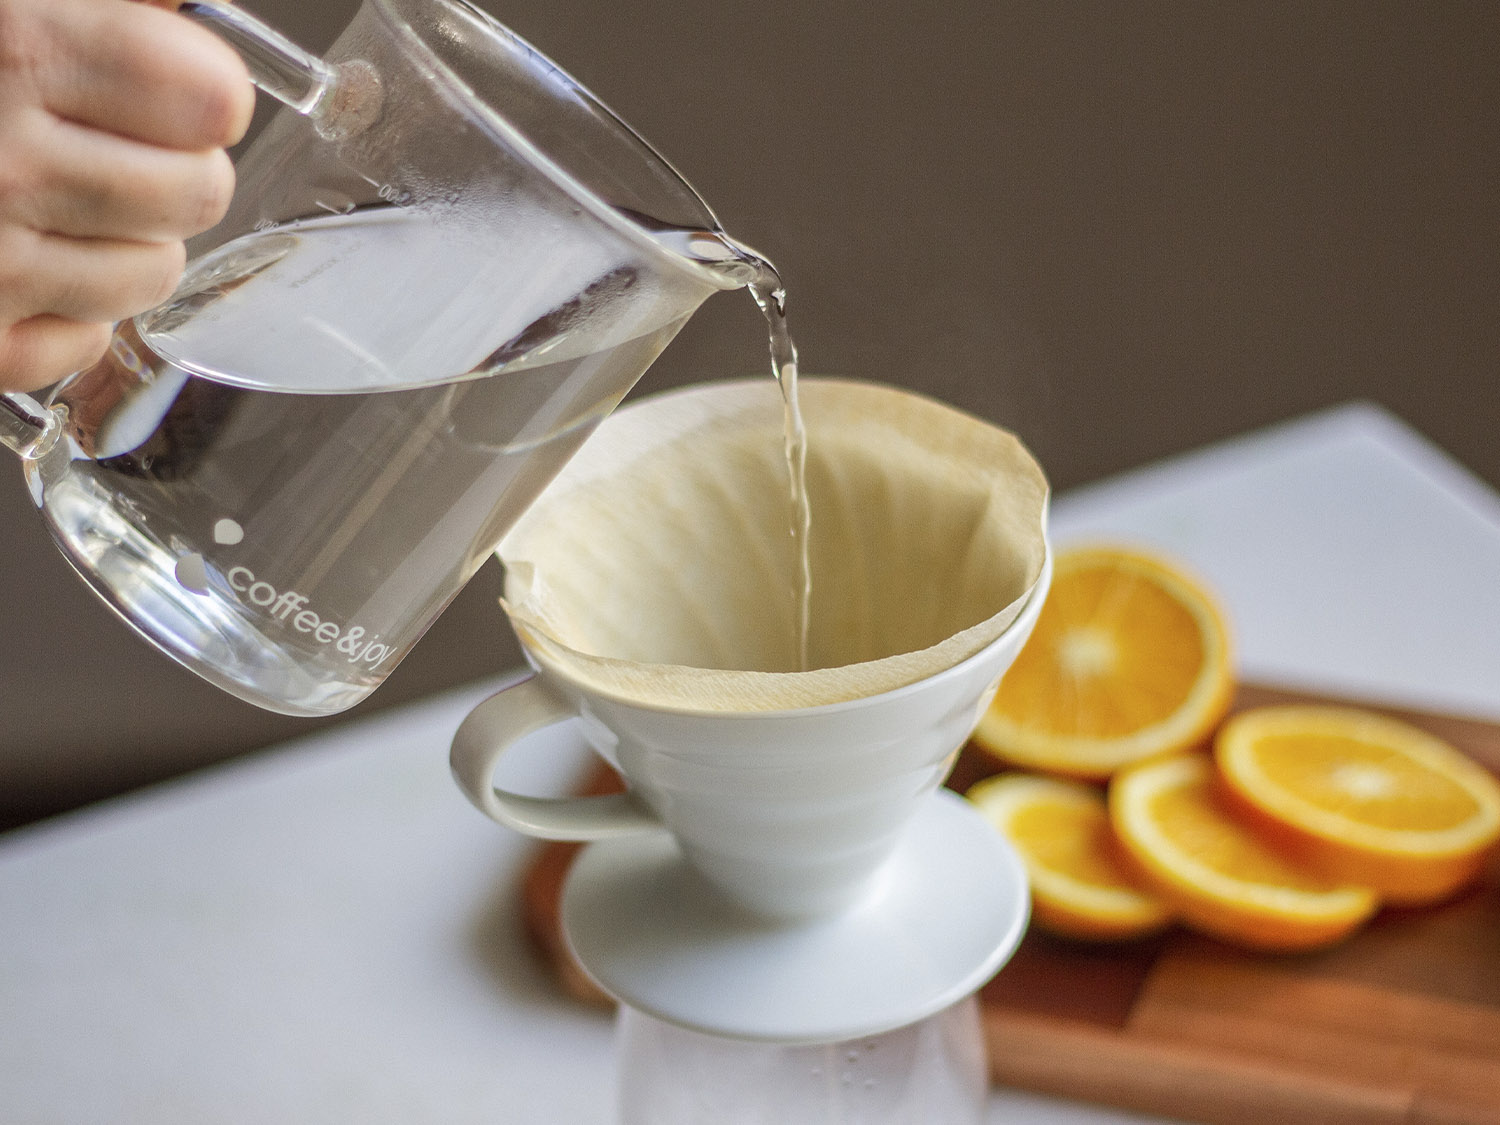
1215 705 1500 905
1109 754 1378 950
973 545 1233 780
968 773 1172 941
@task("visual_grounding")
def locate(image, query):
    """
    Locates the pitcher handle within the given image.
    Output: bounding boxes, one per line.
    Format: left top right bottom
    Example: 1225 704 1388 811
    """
180 0 383 139
0 394 66 460
451 677 664 841
0 1 385 462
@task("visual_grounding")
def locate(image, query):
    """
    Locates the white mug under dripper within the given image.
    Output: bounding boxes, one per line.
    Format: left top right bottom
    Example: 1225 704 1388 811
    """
450 379 1051 1116
0 0 767 717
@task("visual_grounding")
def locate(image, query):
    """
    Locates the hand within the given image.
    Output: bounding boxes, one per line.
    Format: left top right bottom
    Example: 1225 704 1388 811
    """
0 0 253 394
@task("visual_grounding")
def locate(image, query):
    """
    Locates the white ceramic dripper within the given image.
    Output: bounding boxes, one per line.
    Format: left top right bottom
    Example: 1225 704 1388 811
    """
449 378 1049 1103
452 377 1048 1033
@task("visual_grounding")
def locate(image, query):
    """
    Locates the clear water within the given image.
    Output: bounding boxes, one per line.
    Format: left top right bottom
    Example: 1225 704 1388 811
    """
34 208 696 715
748 274 812 673
627 219 813 672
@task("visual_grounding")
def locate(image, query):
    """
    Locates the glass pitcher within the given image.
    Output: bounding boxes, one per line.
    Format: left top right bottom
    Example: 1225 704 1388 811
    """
0 0 762 717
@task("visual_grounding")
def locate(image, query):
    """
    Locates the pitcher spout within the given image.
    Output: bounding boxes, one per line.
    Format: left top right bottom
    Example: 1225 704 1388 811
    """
655 227 782 293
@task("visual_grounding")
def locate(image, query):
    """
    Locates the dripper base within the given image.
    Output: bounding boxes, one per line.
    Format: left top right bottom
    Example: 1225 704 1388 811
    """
560 789 1030 1044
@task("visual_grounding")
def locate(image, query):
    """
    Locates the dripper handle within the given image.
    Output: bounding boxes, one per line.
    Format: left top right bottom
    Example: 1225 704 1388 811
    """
180 1 382 138
451 677 663 841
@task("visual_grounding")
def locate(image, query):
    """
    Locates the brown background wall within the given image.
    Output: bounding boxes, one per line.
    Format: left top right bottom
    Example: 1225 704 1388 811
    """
2 0 1496 829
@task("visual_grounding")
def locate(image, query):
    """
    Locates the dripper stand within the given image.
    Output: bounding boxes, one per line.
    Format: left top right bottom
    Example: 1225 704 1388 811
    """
559 787 1031 1122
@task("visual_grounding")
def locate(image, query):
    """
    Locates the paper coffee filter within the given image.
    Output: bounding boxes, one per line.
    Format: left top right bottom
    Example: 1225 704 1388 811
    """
498 378 1048 711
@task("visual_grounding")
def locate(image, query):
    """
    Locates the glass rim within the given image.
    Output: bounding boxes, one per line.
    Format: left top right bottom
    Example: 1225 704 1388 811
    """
369 0 738 291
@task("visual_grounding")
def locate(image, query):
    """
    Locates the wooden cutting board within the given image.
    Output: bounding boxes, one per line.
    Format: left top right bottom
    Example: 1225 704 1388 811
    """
520 684 1500 1124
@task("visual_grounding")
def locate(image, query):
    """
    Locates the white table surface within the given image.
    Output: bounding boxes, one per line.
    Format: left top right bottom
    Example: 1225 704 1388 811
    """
3 400 1498 1124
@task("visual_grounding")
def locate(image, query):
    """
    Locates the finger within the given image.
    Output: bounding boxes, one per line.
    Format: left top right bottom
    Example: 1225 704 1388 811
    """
37 0 254 150
0 229 184 325
20 116 236 242
0 315 111 394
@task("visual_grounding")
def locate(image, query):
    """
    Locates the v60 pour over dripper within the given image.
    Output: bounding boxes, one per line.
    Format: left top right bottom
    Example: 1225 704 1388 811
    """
451 378 1048 1044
